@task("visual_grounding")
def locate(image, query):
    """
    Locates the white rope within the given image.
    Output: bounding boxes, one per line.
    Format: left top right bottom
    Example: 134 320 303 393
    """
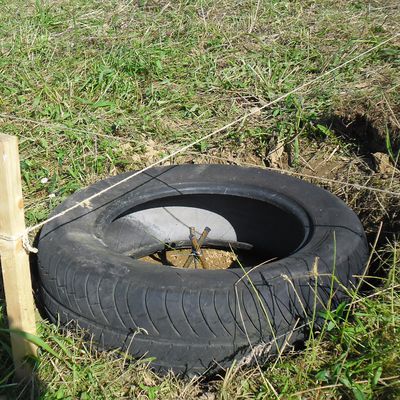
0 233 38 254
0 233 20 242
0 33 398 253
199 156 400 196
267 168 400 196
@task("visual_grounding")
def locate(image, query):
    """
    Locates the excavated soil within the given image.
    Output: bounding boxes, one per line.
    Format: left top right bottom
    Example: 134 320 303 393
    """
140 247 273 270
141 248 237 269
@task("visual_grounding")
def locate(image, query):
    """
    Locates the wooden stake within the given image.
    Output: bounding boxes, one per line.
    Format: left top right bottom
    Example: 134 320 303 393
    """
0 134 36 380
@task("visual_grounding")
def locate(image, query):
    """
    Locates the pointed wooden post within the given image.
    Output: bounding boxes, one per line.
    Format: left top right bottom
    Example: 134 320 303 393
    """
0 134 36 380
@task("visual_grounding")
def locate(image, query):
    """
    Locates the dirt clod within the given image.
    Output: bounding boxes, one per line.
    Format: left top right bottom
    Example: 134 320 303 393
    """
372 152 394 174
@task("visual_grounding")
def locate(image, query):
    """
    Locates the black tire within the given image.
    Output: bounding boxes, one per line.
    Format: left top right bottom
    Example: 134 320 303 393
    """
37 164 368 375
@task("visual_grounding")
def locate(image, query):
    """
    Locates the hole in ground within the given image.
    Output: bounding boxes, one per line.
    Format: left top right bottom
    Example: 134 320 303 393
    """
317 113 399 169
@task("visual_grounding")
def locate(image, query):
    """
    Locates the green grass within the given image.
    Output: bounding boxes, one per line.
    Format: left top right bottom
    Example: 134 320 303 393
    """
0 0 400 398
2 252 400 399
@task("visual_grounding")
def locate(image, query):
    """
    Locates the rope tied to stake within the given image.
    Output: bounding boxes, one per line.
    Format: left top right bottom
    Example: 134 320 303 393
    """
0 232 38 254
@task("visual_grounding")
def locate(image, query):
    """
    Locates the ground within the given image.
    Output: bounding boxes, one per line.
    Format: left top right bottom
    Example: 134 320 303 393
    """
0 0 400 398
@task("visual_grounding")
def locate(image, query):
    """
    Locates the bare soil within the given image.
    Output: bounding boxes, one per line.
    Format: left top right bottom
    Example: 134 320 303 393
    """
140 246 273 270
141 248 238 269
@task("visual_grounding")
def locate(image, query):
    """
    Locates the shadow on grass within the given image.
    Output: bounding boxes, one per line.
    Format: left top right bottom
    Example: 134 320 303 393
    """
319 113 399 156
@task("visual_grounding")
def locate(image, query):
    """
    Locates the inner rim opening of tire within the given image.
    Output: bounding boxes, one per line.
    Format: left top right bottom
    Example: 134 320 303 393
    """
102 191 310 270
